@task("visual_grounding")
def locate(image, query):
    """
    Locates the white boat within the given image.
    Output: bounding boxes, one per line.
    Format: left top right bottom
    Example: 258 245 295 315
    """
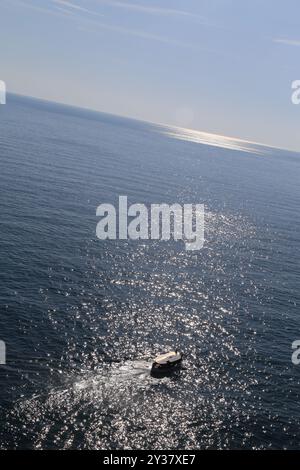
151 351 182 375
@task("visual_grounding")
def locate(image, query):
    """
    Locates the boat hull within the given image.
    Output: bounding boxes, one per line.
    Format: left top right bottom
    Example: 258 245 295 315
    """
150 356 182 377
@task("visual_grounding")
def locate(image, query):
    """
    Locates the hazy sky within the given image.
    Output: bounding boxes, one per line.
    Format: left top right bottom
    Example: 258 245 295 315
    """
2 0 300 151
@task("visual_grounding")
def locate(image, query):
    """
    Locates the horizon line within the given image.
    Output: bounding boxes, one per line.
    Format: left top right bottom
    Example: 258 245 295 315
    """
7 91 297 155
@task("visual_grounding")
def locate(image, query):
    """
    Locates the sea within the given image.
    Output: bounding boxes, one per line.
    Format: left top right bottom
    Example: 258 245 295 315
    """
0 94 300 449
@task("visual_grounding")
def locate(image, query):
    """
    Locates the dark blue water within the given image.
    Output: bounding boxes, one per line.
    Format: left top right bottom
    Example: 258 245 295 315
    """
0 94 300 449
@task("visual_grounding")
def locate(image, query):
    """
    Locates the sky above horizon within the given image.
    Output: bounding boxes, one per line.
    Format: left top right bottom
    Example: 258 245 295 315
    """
2 0 300 151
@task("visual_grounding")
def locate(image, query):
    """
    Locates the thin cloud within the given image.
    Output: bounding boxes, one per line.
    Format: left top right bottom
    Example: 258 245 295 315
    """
8 0 64 17
79 22 195 48
96 0 206 22
53 0 103 17
7 0 103 19
8 0 209 50
274 38 300 47
53 0 88 12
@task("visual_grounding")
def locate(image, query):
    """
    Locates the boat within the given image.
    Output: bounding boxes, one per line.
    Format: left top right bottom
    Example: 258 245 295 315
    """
151 351 182 376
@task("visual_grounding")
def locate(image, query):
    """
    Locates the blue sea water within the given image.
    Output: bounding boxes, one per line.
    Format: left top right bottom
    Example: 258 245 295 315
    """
0 94 300 449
